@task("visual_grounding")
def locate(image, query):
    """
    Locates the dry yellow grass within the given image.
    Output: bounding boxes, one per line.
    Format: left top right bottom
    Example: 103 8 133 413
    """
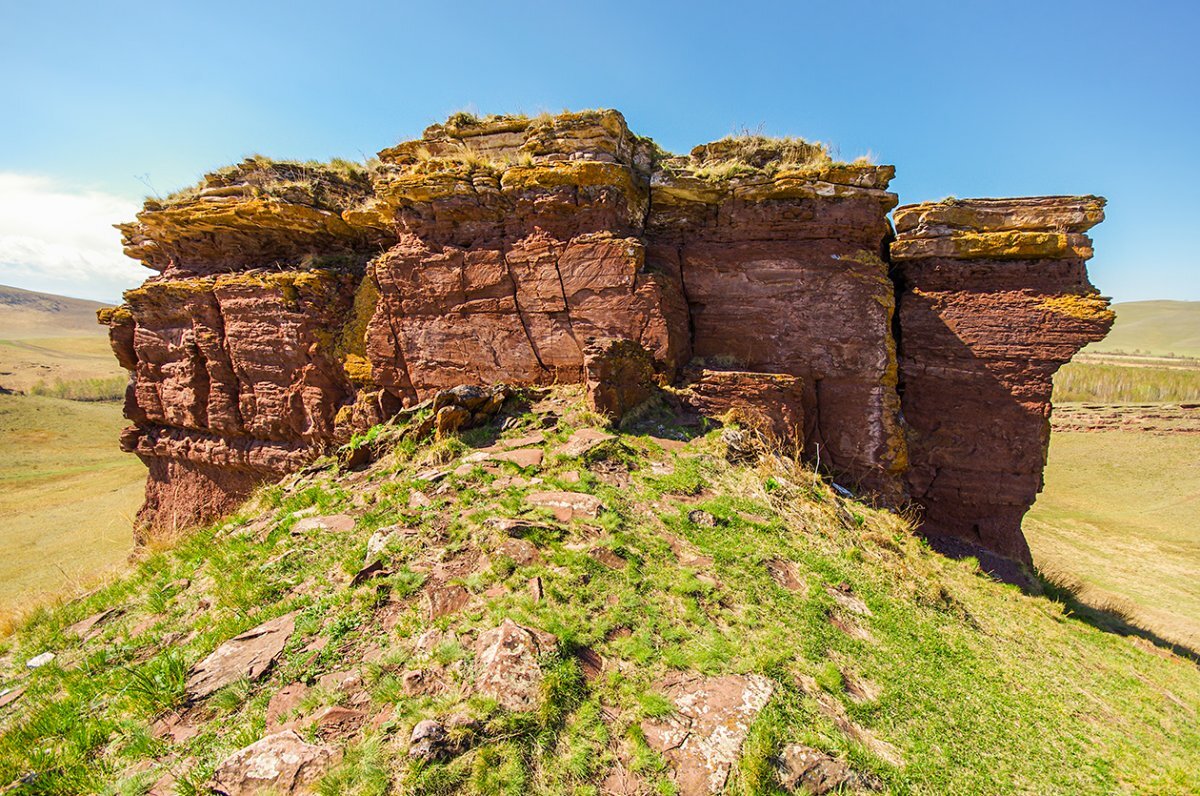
1024 429 1200 650
0 394 143 615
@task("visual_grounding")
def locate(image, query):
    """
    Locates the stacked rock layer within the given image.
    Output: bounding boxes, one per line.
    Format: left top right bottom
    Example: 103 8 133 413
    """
890 197 1113 565
103 110 1111 568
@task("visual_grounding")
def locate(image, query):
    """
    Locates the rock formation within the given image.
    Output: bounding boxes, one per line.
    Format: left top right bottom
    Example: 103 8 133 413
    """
890 197 1113 566
102 110 1111 571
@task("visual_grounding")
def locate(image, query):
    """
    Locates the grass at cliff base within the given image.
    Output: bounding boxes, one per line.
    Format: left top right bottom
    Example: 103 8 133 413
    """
0 388 1197 795
1024 427 1200 651
0 394 143 616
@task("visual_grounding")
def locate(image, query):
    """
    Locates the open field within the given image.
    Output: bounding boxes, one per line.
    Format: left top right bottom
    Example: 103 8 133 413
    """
1025 425 1200 650
0 393 142 614
0 285 125 394
1053 358 1200 403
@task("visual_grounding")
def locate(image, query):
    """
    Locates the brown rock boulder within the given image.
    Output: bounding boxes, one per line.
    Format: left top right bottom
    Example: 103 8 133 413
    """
473 619 558 711
677 368 804 449
641 673 775 794
584 337 658 423
209 730 339 795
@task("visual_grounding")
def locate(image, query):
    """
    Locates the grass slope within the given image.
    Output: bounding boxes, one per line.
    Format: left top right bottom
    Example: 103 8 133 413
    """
1 389 1197 795
0 394 143 615
1083 300 1200 359
1024 430 1200 650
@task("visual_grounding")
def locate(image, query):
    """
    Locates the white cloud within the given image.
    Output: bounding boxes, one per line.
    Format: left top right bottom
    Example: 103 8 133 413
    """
0 173 145 303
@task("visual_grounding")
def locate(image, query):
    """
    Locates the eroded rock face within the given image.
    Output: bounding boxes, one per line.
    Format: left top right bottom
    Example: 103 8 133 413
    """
105 109 1110 569
891 196 1114 565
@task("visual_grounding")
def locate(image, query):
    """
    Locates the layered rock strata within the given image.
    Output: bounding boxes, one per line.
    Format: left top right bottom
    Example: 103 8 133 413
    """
890 196 1114 564
104 110 1111 568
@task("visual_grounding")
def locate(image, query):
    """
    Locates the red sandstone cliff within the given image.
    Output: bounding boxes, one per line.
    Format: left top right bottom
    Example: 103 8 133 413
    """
102 110 1110 571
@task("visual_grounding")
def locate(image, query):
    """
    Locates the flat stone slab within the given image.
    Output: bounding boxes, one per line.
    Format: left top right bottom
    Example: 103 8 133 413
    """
489 448 544 468
526 490 604 521
642 673 775 795
186 612 295 700
557 428 614 458
292 514 355 533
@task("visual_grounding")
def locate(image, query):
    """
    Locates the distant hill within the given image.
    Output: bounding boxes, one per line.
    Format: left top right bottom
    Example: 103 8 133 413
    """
0 284 122 393
1084 300 1200 359
0 284 113 338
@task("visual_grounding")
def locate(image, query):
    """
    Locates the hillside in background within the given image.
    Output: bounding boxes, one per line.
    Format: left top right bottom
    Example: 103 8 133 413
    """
1082 300 1200 358
0 284 125 395
0 388 1197 795
0 285 141 613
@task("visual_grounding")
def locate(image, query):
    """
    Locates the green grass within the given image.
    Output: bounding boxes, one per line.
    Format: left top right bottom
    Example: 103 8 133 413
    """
0 394 143 618
1053 360 1200 403
1 391 1197 794
1024 429 1200 650
28 376 127 402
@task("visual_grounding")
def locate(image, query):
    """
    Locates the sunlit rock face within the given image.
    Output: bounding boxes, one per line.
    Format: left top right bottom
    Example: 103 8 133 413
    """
890 196 1113 565
103 111 1110 569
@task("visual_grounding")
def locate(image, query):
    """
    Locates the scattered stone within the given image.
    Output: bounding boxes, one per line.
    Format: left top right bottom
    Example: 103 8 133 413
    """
495 538 540 567
527 490 604 521
401 668 443 697
600 763 652 795
489 448 544 468
795 675 902 766
409 490 432 508
719 427 760 463
209 730 338 794
66 608 120 641
186 612 295 700
826 583 872 616
558 428 616 458
435 404 472 437
528 576 543 603
474 619 558 711
408 719 447 760
576 647 605 682
642 673 775 795
414 627 458 658
26 652 55 669
266 682 310 732
485 516 559 537
351 559 390 587
766 559 804 591
590 547 627 570
0 687 25 711
491 431 546 450
151 712 200 744
318 669 363 694
561 470 581 483
425 582 470 620
414 468 449 483
830 615 875 643
292 514 355 533
775 744 881 794
687 509 717 528
660 530 713 568
310 705 366 740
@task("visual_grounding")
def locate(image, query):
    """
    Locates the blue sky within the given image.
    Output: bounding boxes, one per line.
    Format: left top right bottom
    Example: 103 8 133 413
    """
1 0 1196 303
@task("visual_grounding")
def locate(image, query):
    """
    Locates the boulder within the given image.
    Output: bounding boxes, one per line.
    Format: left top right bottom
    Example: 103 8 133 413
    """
186 612 295 700
473 619 558 711
584 338 658 422
641 673 775 795
209 730 338 795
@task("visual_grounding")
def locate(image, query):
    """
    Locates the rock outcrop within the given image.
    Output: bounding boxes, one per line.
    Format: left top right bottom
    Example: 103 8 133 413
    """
890 196 1113 565
103 110 1111 571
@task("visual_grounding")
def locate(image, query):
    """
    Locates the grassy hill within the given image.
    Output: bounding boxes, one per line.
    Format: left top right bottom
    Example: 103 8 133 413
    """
0 284 125 395
1082 300 1200 359
0 285 142 615
0 389 1196 795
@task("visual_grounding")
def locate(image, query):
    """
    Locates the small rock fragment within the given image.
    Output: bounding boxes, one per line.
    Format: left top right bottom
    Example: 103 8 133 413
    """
474 619 558 711
25 652 55 669
527 490 604 521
